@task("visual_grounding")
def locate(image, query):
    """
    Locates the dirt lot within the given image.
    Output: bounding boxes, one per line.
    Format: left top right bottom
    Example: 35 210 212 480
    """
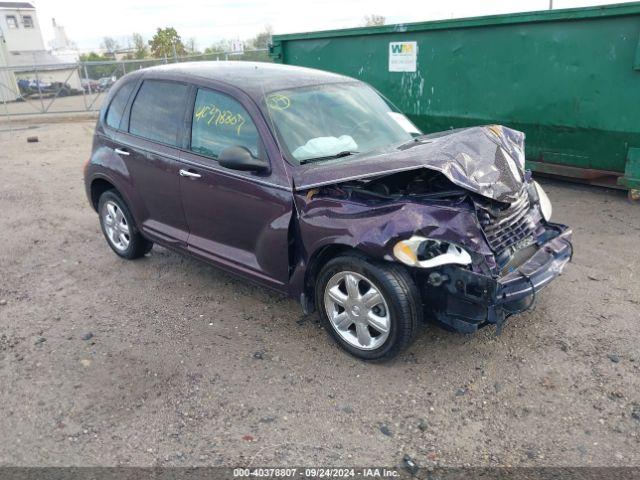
0 119 639 468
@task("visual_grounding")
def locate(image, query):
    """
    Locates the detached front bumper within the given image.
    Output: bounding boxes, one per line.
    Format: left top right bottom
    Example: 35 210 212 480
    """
423 224 573 333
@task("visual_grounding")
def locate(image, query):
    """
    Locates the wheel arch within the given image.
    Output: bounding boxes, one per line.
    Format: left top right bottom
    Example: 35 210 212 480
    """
302 243 369 313
89 177 116 211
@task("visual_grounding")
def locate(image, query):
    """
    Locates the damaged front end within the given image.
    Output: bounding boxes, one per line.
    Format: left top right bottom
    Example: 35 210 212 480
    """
419 184 572 333
294 125 573 334
424 224 572 333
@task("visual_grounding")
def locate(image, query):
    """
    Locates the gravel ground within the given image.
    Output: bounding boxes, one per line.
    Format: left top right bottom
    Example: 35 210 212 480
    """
0 119 639 468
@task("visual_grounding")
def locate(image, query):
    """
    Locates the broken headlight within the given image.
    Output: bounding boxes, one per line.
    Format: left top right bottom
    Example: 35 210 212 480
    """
533 181 553 221
393 236 472 268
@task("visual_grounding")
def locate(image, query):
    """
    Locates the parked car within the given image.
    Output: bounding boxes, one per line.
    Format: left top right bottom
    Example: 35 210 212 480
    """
97 76 117 92
81 78 100 93
17 78 79 98
84 62 573 360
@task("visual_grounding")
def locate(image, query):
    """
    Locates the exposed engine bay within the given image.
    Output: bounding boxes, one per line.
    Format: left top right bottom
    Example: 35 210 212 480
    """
319 169 469 202
312 169 555 278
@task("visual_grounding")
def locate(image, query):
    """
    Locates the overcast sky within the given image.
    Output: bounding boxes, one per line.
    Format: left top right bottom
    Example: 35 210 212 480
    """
32 0 637 51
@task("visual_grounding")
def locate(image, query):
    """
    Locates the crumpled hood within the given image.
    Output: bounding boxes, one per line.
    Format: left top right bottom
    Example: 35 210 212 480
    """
292 125 526 203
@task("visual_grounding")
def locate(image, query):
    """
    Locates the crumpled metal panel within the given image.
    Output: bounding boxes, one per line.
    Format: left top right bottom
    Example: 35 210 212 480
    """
292 125 526 203
295 193 496 271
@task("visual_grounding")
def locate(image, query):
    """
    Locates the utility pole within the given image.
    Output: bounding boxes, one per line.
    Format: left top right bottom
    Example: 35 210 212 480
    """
549 0 553 9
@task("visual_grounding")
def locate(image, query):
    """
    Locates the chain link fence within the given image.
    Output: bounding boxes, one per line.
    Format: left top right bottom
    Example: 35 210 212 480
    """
0 49 270 119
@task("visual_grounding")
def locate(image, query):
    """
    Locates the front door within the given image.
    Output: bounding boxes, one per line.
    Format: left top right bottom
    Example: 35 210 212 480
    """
117 79 191 246
178 87 293 290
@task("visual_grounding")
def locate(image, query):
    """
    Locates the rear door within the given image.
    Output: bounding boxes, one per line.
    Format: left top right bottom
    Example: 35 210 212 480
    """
178 87 293 290
116 79 190 246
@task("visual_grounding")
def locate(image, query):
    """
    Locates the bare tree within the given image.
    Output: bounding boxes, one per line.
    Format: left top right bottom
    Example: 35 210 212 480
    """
186 37 199 55
101 36 120 54
363 14 385 26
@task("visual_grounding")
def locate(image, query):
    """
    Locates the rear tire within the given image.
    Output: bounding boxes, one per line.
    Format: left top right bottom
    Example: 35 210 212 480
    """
98 190 152 260
315 253 421 361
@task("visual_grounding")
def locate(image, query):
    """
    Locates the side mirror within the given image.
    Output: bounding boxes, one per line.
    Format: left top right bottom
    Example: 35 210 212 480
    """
218 146 269 173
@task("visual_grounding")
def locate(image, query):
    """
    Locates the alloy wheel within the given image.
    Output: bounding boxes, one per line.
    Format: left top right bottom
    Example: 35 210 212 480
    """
324 271 391 350
102 200 130 252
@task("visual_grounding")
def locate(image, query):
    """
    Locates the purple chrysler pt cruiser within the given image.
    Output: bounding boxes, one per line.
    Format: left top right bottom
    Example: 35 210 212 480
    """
84 62 572 360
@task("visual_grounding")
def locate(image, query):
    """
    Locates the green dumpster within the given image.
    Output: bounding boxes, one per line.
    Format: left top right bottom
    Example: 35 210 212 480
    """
270 2 640 196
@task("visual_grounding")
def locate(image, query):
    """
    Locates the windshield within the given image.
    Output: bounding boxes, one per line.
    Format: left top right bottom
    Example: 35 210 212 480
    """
263 82 421 165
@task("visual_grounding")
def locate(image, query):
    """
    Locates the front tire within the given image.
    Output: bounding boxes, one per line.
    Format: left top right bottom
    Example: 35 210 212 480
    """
98 190 152 259
316 254 421 361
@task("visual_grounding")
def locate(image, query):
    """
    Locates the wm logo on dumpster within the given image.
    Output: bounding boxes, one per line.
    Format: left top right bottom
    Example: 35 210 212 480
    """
390 43 414 54
389 41 417 72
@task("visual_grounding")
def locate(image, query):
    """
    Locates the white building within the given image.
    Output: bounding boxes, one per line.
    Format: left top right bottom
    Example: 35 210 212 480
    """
0 23 13 100
1 1 43 50
50 17 79 63
0 2 81 103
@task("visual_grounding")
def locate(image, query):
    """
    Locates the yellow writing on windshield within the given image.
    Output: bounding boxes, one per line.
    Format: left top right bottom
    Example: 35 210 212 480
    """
194 104 246 135
266 93 290 110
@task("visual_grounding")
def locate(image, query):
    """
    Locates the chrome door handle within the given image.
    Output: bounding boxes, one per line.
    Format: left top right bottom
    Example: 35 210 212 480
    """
179 169 201 179
114 148 130 156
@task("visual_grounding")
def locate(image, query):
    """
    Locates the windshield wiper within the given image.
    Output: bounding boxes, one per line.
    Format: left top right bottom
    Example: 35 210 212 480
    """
299 151 359 165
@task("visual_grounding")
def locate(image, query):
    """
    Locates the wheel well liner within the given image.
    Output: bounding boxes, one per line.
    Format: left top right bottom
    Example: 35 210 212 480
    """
90 178 116 211
302 244 369 312
307 245 355 286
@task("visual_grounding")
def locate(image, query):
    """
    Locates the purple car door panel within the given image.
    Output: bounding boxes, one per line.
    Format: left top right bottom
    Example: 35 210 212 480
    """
117 79 191 245
179 88 293 289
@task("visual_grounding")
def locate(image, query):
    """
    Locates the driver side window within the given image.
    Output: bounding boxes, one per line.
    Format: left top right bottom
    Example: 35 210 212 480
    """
190 88 259 160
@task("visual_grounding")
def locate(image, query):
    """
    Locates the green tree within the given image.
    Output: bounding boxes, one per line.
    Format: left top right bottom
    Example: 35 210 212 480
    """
363 14 385 26
247 25 273 50
204 39 231 54
131 33 147 59
148 27 187 59
79 52 117 79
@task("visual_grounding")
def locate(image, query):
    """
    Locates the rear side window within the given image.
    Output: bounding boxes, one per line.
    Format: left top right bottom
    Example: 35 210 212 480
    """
190 88 259 159
105 81 135 130
129 80 189 146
